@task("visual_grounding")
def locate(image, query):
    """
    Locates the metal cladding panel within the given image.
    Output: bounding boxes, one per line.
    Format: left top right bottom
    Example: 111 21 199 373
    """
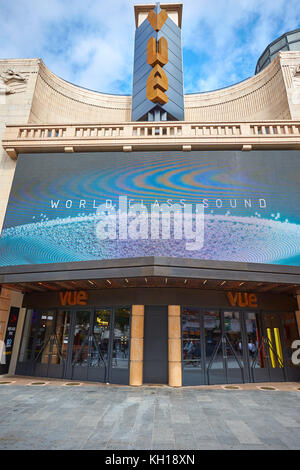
131 19 154 121
133 70 182 101
133 64 183 99
132 85 184 120
131 9 184 121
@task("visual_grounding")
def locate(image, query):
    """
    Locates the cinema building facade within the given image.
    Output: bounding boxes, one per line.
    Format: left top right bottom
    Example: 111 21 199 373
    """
0 3 300 387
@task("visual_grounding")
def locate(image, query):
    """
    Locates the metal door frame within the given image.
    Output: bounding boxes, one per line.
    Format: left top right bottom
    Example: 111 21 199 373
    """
207 309 246 385
101 305 131 385
16 305 131 384
181 307 293 386
64 305 131 383
64 308 93 380
259 311 287 382
181 306 206 386
30 309 57 377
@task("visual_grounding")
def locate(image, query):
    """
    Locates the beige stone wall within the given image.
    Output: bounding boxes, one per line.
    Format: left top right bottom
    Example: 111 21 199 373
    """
0 59 39 233
184 55 291 121
28 62 132 124
0 52 299 231
280 51 300 120
26 55 294 126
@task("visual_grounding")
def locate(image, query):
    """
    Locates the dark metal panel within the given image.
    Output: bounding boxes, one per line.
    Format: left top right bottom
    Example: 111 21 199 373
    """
158 25 182 61
22 287 297 312
1 256 300 285
131 10 184 121
134 19 153 49
162 16 181 38
132 81 184 112
143 305 168 383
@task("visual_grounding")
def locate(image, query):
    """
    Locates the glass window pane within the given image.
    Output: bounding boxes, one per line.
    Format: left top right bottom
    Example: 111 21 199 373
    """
72 311 90 367
287 31 300 42
245 312 265 369
18 310 38 362
91 309 111 368
223 311 243 368
260 58 270 71
50 310 71 365
263 313 284 368
35 311 55 364
183 339 202 369
270 36 287 54
182 307 200 339
259 50 269 67
289 42 300 51
204 310 222 370
282 312 300 367
112 307 130 369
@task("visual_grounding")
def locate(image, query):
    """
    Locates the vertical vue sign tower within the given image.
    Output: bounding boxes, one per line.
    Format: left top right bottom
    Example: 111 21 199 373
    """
132 3 184 121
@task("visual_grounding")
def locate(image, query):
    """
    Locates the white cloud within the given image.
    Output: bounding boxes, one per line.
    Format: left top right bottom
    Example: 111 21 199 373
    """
0 0 299 94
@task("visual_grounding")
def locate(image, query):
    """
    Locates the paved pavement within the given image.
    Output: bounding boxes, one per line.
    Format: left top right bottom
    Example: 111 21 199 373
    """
0 378 300 450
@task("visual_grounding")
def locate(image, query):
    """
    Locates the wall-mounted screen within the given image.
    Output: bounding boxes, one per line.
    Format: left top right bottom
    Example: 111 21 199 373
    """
0 150 300 267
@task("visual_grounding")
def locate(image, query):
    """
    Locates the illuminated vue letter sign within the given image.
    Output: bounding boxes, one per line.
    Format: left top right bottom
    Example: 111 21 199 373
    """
131 3 184 121
0 150 300 267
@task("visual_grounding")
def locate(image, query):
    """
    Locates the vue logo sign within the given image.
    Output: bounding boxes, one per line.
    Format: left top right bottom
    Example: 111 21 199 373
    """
59 291 88 306
227 292 258 308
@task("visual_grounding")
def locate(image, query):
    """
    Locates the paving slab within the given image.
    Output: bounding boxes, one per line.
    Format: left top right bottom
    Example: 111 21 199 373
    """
0 377 299 450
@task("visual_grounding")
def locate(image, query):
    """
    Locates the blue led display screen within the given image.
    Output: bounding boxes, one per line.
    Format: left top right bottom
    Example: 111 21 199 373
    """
0 150 300 267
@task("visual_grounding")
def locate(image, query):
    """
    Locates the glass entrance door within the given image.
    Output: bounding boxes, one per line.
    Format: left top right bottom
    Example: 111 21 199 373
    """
61 307 130 383
59 307 130 383
245 311 269 382
182 307 205 385
182 308 248 385
222 311 245 384
65 309 91 381
239 312 288 383
205 311 245 385
262 313 286 382
17 306 131 384
204 310 225 385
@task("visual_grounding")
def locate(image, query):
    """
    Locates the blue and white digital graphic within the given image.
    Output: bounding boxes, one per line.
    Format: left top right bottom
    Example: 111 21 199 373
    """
0 150 300 267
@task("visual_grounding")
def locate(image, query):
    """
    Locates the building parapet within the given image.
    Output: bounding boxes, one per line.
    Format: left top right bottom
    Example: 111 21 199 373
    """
3 120 300 159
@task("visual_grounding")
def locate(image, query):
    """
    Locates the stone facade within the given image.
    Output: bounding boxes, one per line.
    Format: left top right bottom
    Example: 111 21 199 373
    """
1 43 300 381
0 53 299 234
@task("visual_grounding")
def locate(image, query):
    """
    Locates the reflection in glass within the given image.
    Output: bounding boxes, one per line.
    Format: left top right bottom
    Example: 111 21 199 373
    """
112 307 130 369
245 312 265 369
223 311 243 368
72 311 90 367
182 308 202 369
35 311 55 364
282 312 300 367
204 310 222 369
50 310 71 365
18 310 39 362
264 313 284 368
91 309 111 368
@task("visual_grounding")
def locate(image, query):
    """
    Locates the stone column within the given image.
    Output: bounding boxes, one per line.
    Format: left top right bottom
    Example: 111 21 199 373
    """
168 305 182 387
129 305 144 386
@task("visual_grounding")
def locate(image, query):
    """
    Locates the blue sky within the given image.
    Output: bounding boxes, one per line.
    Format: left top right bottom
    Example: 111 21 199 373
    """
0 0 300 94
